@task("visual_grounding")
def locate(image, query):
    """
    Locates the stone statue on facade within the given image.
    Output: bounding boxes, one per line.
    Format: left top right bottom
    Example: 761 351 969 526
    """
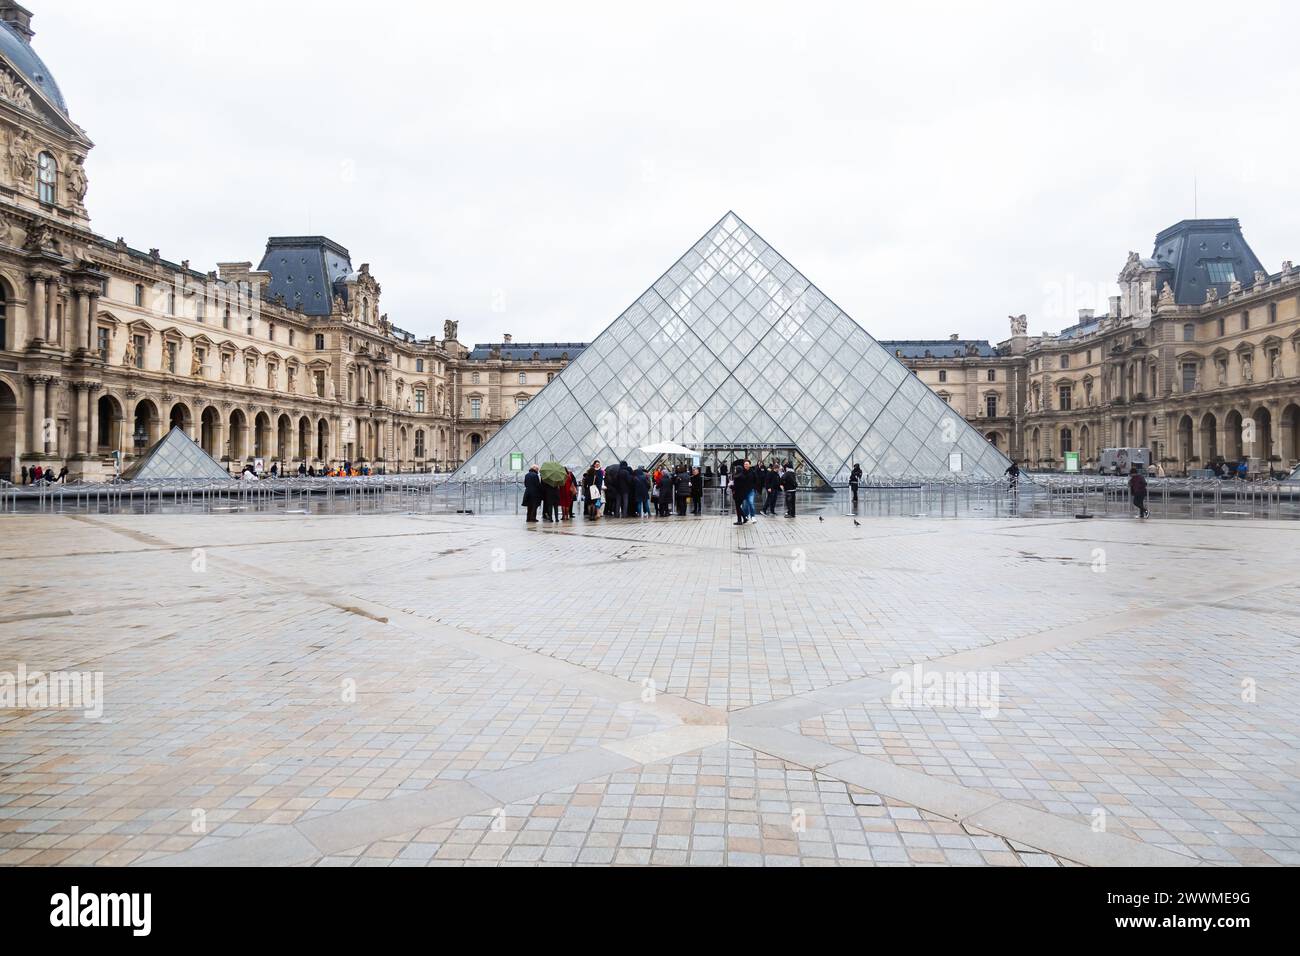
1272 353 1280 379
122 338 136 368
190 350 203 377
1242 355 1253 383
220 354 230 381
443 320 459 341
1009 314 1027 336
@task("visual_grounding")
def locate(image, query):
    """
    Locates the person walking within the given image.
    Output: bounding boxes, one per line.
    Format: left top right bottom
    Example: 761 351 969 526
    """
732 459 753 525
20 465 28 485
56 465 68 483
1128 465 1149 518
743 461 758 520
783 463 798 517
602 462 619 517
1236 458 1249 481
690 466 703 515
764 464 781 514
632 466 649 517
523 464 542 523
31 464 43 483
542 472 560 522
1005 460 1021 491
849 463 862 505
657 467 673 517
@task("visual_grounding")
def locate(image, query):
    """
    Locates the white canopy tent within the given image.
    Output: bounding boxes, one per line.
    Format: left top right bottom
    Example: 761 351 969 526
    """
638 441 700 457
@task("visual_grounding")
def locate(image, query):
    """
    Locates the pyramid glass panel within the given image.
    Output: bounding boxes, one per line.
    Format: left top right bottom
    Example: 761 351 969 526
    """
456 213 1010 482
120 425 233 482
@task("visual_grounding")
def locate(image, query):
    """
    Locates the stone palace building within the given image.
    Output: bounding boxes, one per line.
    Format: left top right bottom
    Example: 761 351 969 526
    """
0 3 579 482
893 217 1300 475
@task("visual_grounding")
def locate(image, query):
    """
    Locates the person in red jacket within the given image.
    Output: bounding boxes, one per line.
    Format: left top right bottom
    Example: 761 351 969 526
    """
1128 466 1149 519
560 468 576 520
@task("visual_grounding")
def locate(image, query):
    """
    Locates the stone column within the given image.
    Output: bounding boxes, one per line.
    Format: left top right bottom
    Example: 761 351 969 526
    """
27 375 48 454
43 279 55 343
69 382 84 457
29 278 46 346
86 385 100 456
86 291 100 353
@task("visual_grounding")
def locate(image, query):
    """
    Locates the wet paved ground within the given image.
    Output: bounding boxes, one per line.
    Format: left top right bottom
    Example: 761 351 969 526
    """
1 510 1296 866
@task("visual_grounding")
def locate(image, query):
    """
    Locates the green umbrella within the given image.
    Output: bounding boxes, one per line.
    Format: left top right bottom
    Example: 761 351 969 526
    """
539 461 566 487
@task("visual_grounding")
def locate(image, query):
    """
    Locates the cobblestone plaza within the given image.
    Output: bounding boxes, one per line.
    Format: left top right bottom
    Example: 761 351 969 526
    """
1 510 1296 867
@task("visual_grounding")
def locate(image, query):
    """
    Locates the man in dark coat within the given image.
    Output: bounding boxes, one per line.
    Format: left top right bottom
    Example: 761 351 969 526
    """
782 464 798 517
656 468 673 516
849 463 862 505
764 465 781 514
633 467 650 516
603 462 620 516
689 466 703 515
673 465 690 515
616 461 633 517
732 459 753 525
522 465 542 523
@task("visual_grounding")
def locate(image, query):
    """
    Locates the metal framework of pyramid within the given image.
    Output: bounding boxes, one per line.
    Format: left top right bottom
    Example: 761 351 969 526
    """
457 212 1011 483
120 425 233 481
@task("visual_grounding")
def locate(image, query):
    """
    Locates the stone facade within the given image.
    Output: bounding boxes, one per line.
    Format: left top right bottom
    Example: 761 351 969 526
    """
0 5 571 481
890 229 1300 475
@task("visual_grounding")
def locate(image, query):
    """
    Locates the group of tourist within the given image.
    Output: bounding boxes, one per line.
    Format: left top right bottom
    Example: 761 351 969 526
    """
521 458 804 524
17 465 69 485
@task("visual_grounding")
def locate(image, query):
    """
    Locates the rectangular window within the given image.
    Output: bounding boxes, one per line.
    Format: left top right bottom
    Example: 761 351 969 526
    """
288 329 294 346
166 341 177 373
315 333 325 350
1206 261 1237 283
938 370 947 382
470 397 481 419
517 396 529 408
196 297 205 322
1217 317 1225 337
416 358 424 372
1183 323 1195 342
985 395 997 418
1086 350 1092 364
97 327 110 361
223 308 231 330
1060 354 1069 369
1057 385 1072 411
415 389 426 413
314 370 325 397
133 334 145 369
1242 311 1250 331
987 369 995 382
1182 362 1197 392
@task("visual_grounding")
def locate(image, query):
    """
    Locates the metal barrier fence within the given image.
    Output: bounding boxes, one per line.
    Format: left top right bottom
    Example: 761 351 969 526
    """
4 472 1300 520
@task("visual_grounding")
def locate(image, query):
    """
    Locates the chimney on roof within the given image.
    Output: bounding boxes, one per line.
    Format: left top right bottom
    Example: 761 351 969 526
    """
0 3 35 43
1078 308 1095 321
949 333 959 341
503 333 512 344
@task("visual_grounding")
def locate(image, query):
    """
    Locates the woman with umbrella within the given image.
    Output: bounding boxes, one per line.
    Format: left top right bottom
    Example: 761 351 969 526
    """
539 461 565 522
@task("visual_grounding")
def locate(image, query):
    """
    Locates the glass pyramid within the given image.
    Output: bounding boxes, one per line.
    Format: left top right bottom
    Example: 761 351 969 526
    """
457 212 1010 482
120 425 233 481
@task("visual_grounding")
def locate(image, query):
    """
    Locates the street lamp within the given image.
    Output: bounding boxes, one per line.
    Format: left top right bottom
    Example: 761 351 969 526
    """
133 423 147 455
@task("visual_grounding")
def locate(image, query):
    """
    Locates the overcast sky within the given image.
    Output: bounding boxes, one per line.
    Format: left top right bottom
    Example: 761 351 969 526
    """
36 0 1300 346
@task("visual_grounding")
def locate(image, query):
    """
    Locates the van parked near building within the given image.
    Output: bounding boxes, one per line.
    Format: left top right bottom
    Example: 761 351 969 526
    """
1098 447 1151 475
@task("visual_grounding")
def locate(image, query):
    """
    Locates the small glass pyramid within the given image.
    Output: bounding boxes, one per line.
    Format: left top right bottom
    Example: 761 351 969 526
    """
457 212 1010 482
120 425 233 481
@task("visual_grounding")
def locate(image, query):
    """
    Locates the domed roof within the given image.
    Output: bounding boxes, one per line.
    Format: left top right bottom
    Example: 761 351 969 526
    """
0 19 67 115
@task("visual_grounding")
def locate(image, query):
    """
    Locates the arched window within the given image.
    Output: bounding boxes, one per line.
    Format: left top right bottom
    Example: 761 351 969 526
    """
37 152 57 204
518 372 526 384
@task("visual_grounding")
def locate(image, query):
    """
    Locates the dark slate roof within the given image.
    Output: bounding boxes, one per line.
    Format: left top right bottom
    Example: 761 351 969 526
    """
0 20 66 115
879 339 995 359
1152 219 1266 305
257 237 353 316
1057 319 1101 340
467 342 588 361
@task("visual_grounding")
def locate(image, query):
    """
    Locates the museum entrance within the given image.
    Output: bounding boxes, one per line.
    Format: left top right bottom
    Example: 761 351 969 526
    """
695 444 830 490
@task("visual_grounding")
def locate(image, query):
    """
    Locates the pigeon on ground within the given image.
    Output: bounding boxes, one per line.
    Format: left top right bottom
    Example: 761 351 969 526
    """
818 516 824 522
853 519 861 527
